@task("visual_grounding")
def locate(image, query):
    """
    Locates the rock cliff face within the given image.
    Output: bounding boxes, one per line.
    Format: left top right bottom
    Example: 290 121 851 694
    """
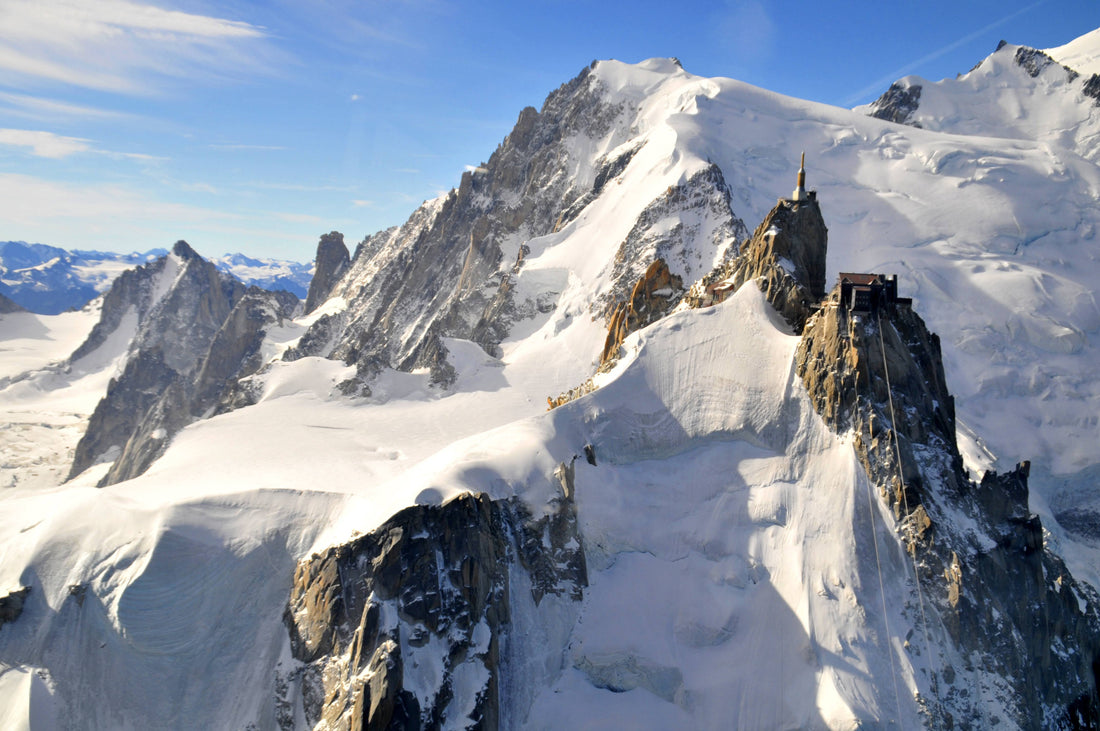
795 286 1100 728
867 81 923 126
287 65 628 385
0 586 30 631
600 259 683 368
689 196 826 334
303 232 350 316
286 65 744 387
68 242 298 485
283 482 586 730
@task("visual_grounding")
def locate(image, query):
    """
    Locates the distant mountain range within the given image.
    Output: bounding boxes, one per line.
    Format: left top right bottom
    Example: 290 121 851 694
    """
0 240 312 314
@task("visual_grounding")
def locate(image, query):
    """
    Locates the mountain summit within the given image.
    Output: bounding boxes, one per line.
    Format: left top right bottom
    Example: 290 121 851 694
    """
3 28 1100 730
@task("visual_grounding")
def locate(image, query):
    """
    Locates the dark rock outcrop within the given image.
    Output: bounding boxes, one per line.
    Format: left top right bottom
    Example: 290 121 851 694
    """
0 586 30 630
303 232 350 316
796 294 954 517
600 259 683 368
0 291 26 314
713 196 827 333
867 81 923 127
284 486 586 729
794 278 1100 728
67 243 298 485
287 65 744 392
1015 45 1079 82
68 255 172 365
595 163 746 320
288 64 628 387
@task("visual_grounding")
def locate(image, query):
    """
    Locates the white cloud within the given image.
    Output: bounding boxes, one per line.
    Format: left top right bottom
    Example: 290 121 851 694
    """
0 129 91 158
350 93 361 101
0 91 129 120
0 0 276 93
0 172 238 226
0 127 164 161
351 199 374 207
251 182 357 193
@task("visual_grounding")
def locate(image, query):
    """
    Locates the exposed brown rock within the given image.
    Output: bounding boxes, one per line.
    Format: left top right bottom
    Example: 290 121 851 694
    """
795 279 1100 727
599 259 683 368
723 197 827 333
284 489 586 729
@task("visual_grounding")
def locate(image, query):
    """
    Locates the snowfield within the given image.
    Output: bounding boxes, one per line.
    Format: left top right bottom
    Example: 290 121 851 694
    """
3 30 1100 729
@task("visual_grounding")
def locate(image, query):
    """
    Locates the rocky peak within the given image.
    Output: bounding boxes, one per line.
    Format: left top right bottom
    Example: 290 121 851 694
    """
1014 45 1080 82
171 239 199 260
67 246 299 485
67 255 171 364
303 231 350 315
867 81 923 127
288 62 633 387
794 275 1100 727
720 195 827 333
796 286 955 518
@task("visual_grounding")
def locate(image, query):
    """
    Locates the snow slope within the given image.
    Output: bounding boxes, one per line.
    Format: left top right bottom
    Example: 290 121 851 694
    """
1048 27 1100 76
3 29 1100 728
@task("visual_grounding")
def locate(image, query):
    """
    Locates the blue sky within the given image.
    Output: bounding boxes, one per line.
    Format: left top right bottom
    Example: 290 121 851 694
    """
0 0 1097 262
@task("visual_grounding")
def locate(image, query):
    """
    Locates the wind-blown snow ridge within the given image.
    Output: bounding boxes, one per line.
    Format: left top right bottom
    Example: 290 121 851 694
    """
1047 27 1100 77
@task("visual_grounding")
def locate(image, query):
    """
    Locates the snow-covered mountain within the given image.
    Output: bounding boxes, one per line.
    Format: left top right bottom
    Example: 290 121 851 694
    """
0 242 166 315
210 252 314 300
0 240 312 314
3 29 1100 730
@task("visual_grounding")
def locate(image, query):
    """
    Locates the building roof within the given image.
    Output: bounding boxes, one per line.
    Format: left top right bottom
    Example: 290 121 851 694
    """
838 272 883 286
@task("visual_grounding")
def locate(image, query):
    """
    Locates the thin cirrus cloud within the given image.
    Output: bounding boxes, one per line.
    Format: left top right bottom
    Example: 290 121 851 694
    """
841 0 1046 106
0 91 130 121
0 172 238 227
0 0 277 94
0 128 91 158
0 128 164 161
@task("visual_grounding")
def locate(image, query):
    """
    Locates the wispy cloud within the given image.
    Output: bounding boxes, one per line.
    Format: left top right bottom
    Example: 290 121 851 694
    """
0 0 278 93
0 127 162 161
711 1 775 65
251 182 357 193
0 172 238 226
209 143 287 151
0 129 91 158
0 91 129 121
351 199 374 207
843 1 1046 106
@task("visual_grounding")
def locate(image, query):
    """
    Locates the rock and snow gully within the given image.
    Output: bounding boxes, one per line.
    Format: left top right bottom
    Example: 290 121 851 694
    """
4 33 1100 730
